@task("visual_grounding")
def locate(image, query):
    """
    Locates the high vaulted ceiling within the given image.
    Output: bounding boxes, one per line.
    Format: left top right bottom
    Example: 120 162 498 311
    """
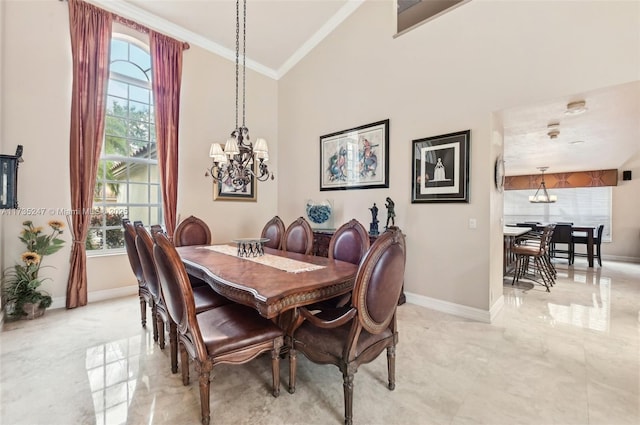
88 1 640 176
92 0 359 79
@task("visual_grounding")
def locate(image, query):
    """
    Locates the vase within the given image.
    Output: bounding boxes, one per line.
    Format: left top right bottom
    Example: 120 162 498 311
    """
305 199 334 229
20 302 46 320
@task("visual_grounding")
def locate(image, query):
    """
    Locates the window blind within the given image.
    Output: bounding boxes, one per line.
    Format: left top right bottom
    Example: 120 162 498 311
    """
504 187 611 242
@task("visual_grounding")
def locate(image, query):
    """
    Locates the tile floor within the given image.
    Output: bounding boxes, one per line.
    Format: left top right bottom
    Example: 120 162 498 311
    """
1 257 638 425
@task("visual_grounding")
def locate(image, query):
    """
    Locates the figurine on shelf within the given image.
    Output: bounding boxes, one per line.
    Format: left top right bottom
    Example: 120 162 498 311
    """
369 203 379 236
385 197 395 229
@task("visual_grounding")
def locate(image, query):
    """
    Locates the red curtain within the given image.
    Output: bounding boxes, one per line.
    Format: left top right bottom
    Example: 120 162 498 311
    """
66 0 112 308
150 31 184 239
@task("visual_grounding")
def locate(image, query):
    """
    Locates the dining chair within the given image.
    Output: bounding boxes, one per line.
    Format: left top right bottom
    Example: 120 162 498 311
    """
550 223 574 264
123 219 154 334
288 227 406 425
174 215 212 247
135 224 231 373
306 219 370 310
572 224 604 266
282 216 314 255
152 232 284 425
261 215 286 250
511 225 556 291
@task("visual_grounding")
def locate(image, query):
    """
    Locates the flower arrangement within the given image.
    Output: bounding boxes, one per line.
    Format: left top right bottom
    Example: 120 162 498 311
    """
2 220 66 319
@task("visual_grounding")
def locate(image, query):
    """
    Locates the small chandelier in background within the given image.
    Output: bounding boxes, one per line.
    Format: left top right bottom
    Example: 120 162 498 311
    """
529 166 557 203
206 0 274 190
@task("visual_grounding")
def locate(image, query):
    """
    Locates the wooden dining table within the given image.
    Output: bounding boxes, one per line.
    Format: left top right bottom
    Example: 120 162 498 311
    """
176 244 359 320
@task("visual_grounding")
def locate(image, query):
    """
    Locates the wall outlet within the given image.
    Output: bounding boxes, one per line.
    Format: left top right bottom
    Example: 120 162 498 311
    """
469 218 477 229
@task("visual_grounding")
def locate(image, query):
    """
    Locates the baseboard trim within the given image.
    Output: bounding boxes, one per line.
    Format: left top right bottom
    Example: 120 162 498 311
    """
490 295 505 322
50 285 138 310
602 255 640 264
404 291 492 323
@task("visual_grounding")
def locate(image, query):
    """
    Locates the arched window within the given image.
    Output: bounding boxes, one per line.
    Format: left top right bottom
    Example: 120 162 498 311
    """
88 34 162 252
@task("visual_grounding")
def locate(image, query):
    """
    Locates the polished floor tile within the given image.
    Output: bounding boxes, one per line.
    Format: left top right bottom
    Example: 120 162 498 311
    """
1 258 638 424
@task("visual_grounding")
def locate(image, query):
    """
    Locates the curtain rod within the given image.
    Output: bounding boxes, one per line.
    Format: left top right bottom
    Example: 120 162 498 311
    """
59 0 190 50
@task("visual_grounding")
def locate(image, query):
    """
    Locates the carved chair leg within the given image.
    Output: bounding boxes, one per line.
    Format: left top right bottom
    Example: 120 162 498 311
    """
343 372 354 425
157 314 165 349
271 346 281 397
151 301 159 342
511 255 521 286
170 321 178 374
180 342 189 385
387 345 396 390
139 296 147 328
196 361 212 425
288 348 297 394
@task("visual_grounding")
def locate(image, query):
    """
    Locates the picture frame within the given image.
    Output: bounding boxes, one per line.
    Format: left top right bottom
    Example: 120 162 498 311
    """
212 146 257 202
319 119 389 191
411 130 470 203
0 145 22 209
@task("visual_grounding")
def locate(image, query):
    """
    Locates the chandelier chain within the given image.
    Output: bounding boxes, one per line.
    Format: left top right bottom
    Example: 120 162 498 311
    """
235 0 240 131
242 0 247 127
206 0 273 187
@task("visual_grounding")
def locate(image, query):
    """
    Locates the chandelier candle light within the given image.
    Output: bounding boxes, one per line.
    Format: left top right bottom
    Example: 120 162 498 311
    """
206 0 273 190
529 166 557 203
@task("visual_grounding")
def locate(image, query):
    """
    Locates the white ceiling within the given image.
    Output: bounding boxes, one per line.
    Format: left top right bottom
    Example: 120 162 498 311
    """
502 80 640 176
90 1 640 176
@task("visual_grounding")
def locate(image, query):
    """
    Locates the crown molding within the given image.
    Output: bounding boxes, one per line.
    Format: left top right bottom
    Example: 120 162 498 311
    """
86 0 278 79
85 0 364 81
276 0 365 79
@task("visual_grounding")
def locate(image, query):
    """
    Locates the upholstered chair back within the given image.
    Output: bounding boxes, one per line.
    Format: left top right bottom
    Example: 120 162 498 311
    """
329 219 370 265
174 215 211 247
261 216 286 250
282 217 314 255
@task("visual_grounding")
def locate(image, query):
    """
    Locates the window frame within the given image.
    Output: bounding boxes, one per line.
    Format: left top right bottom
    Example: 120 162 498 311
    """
88 33 162 255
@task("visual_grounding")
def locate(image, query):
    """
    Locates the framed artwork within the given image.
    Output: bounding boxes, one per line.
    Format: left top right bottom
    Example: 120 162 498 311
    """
411 130 470 203
319 119 389 191
212 146 257 202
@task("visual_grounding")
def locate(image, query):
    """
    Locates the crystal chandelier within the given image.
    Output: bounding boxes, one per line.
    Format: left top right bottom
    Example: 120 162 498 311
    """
529 167 557 203
206 0 273 189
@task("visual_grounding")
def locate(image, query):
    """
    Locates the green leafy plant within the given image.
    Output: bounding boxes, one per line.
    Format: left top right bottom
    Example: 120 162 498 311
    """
2 220 66 319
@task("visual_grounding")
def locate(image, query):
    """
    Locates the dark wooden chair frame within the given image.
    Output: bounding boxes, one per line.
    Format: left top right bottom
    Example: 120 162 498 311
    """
288 228 406 425
512 225 556 291
123 219 155 336
308 219 371 310
550 223 574 264
572 224 605 266
152 232 284 425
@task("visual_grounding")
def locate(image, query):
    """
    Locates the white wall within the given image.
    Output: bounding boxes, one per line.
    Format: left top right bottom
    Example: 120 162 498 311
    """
610 152 640 261
277 0 640 314
177 44 279 244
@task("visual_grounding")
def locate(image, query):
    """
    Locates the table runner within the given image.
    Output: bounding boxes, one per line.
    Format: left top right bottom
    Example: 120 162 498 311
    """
199 245 325 274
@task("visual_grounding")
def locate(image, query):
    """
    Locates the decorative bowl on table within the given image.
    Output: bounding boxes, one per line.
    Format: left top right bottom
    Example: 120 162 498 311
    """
305 199 334 229
232 238 269 257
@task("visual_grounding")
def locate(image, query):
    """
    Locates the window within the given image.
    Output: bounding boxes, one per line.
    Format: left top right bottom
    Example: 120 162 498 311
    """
88 34 162 252
504 187 612 242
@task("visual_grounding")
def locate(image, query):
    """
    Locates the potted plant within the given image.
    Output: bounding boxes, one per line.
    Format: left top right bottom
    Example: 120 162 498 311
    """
2 220 66 319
